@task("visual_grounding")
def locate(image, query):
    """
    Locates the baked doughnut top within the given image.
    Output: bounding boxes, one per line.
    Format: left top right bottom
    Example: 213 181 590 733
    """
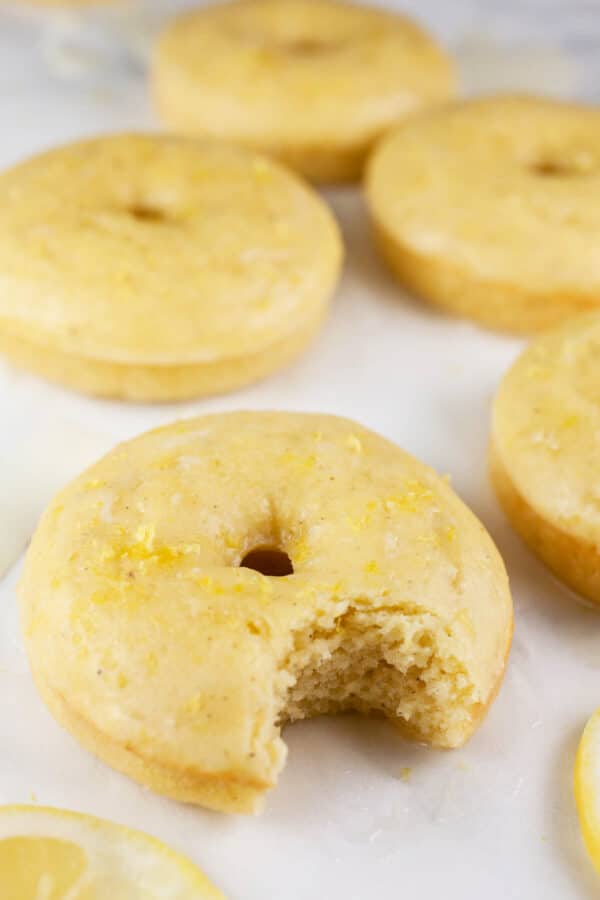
492 313 600 555
367 95 600 331
0 135 341 366
153 0 455 182
21 413 512 813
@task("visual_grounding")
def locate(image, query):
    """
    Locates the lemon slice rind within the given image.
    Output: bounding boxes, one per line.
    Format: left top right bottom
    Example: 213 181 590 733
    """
575 708 600 873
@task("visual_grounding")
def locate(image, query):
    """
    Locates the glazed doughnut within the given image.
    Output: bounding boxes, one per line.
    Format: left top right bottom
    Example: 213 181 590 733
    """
366 95 600 333
153 0 455 184
0 135 342 401
21 412 513 814
491 313 600 605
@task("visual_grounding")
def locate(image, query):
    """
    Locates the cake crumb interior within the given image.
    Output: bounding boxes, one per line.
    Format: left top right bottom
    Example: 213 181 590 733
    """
277 605 479 749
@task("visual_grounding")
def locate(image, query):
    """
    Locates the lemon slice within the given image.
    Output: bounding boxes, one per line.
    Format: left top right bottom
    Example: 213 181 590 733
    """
0 805 224 899
575 707 600 872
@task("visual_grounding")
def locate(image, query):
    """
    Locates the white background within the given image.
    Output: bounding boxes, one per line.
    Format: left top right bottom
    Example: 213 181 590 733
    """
0 3 599 898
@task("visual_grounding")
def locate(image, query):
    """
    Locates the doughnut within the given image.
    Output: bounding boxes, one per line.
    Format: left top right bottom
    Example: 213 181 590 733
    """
0 135 342 401
153 0 455 184
366 95 600 333
491 312 600 605
20 412 513 814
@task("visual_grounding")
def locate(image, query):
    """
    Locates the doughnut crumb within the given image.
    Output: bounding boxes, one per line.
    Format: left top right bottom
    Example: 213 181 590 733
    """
277 603 478 748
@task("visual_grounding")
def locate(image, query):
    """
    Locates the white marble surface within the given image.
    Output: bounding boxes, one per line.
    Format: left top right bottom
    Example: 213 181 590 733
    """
0 3 599 898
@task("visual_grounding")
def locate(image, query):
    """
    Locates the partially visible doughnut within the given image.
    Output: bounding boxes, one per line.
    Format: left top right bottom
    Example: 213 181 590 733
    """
367 96 600 333
153 0 455 183
491 313 600 605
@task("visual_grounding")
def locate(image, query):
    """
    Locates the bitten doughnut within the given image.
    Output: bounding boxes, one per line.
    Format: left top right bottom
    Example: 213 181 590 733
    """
20 412 513 814
366 96 600 333
491 313 600 605
0 135 341 401
153 0 455 184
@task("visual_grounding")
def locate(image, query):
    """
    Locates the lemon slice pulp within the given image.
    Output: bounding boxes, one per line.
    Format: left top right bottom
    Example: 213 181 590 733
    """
0 805 224 899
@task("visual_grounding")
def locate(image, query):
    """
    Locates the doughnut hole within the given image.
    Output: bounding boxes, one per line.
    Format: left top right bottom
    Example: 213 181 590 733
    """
240 546 294 577
276 605 479 748
532 161 576 177
278 36 343 56
222 3 361 57
529 151 596 178
126 203 169 224
227 25 346 57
